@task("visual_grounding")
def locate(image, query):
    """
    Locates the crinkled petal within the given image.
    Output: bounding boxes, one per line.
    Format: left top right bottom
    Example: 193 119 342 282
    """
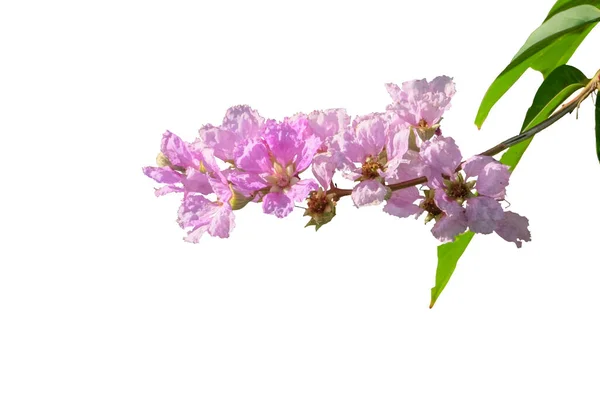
183 168 213 195
228 171 269 191
477 161 510 199
207 205 235 238
195 106 264 162
431 212 468 242
209 176 232 203
351 179 390 207
178 194 235 242
286 179 318 202
383 187 423 218
154 185 182 197
334 127 366 162
434 189 464 215
495 211 531 248
296 134 322 172
262 192 294 218
385 150 429 184
222 105 264 138
197 147 225 179
353 114 387 158
420 136 462 183
234 139 272 173
286 114 313 141
384 109 409 132
262 119 321 172
386 125 410 160
143 166 182 185
464 156 510 199
430 75 456 99
465 196 504 234
307 108 350 144
161 131 197 168
463 155 494 178
312 152 337 189
195 124 238 162
385 82 403 103
399 76 455 126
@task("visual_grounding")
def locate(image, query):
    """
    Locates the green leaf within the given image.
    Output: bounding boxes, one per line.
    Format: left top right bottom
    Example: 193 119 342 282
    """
545 0 600 21
475 5 600 128
596 93 600 162
430 231 475 308
530 24 595 78
500 65 589 170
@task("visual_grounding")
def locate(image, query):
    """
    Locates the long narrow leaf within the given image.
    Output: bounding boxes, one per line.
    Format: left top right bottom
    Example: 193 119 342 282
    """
475 5 600 128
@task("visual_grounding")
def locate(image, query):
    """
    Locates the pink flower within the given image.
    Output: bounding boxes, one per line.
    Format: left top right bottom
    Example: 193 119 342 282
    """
385 136 530 246
285 109 351 190
229 119 321 218
328 113 411 207
194 105 265 162
177 176 235 243
143 131 212 196
385 76 455 129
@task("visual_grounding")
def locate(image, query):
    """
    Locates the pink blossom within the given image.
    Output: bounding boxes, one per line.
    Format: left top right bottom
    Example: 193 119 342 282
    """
142 131 212 196
323 113 410 206
195 105 265 162
177 177 235 243
229 119 321 218
385 76 455 129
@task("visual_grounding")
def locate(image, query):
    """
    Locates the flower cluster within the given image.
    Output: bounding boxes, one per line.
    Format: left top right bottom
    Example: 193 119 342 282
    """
143 76 531 247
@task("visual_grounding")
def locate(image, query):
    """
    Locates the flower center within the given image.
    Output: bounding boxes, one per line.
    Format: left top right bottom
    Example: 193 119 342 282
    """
417 118 429 128
307 190 330 213
445 180 471 200
361 155 384 180
276 174 291 188
267 161 299 192
421 197 442 217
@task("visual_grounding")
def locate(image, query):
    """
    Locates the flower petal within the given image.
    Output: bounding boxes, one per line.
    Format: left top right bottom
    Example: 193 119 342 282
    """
262 192 294 218
234 139 272 173
312 152 336 189
262 119 321 172
478 162 510 199
386 125 410 160
495 211 531 248
385 82 403 103
307 108 350 144
161 130 198 168
195 124 238 162
431 212 468 242
351 180 390 207
221 105 264 138
420 136 462 184
353 114 387 158
183 168 213 195
286 179 318 202
143 166 182 185
463 155 493 178
465 196 504 234
383 187 423 218
228 171 269 191
178 194 235 242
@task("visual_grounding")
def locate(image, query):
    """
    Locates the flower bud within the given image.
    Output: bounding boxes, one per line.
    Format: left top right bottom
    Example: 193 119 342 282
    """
228 184 252 211
156 152 171 167
415 123 440 142
304 188 337 231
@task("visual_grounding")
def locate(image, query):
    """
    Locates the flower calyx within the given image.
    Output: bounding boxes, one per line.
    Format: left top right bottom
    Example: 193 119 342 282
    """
304 188 337 231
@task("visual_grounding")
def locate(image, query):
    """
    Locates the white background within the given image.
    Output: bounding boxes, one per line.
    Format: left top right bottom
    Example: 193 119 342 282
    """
2 0 600 399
